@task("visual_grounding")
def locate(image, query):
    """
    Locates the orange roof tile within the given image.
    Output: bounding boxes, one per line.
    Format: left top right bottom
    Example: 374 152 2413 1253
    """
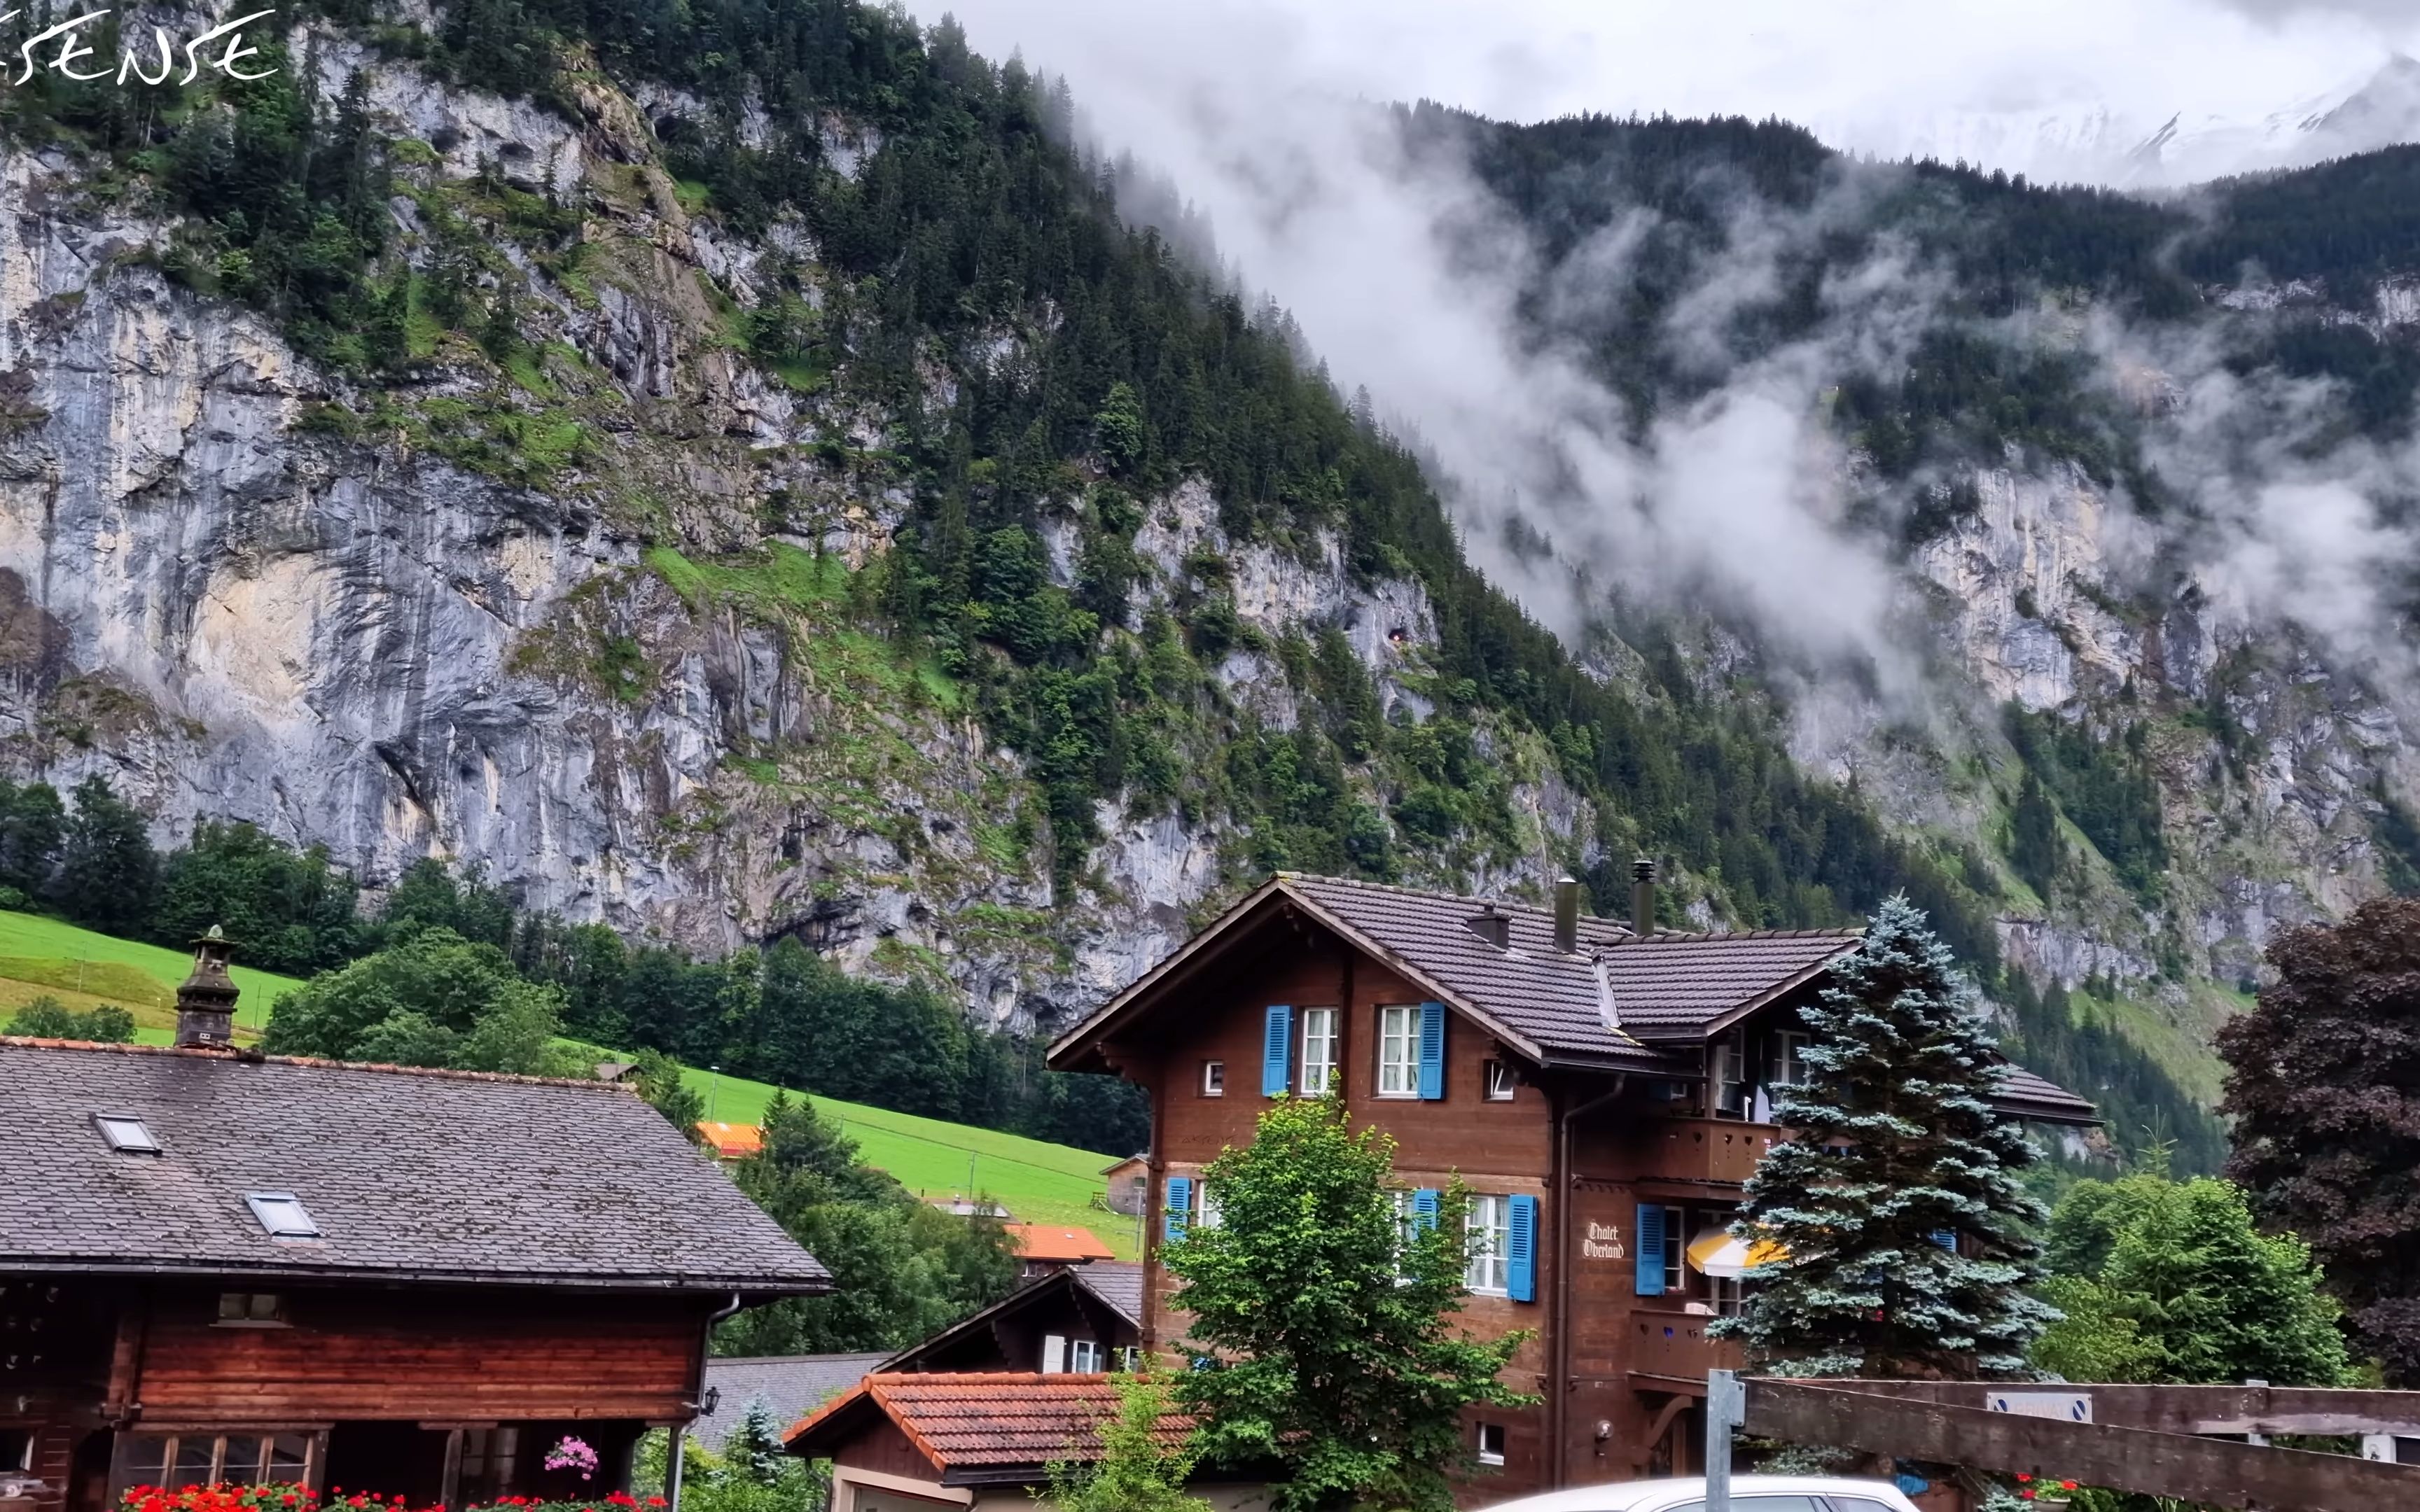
696 1121 763 1158
1003 1223 1113 1261
784 1372 1190 1471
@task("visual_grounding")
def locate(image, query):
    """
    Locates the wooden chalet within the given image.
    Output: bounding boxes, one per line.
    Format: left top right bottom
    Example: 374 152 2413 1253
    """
877 1263 1142 1376
1045 868 2096 1502
0 935 829 1512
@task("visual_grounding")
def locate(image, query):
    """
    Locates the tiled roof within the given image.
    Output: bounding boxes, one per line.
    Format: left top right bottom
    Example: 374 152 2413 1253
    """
785 1373 1188 1477
697 1121 763 1158
697 1354 889 1449
1005 1224 1114 1261
1076 1261 1145 1324
1277 874 1861 1059
0 1038 830 1291
1994 1063 2100 1122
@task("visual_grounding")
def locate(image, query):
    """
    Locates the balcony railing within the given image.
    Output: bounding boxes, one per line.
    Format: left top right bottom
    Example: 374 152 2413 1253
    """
1634 1116 1782 1186
1628 1305 1745 1382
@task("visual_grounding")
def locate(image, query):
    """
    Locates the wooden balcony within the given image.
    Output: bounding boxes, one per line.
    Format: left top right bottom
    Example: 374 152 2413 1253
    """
1626 1305 1746 1384
1634 1117 1782 1188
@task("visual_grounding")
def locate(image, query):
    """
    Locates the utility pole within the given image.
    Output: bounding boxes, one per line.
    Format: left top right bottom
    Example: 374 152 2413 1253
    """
708 1065 721 1121
1706 1369 1743 1512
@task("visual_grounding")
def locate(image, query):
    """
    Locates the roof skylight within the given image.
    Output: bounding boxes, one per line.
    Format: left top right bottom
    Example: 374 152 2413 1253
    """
244 1191 322 1238
94 1114 162 1154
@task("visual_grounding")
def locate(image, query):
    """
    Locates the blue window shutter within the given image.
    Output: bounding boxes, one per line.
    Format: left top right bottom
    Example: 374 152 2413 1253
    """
1417 1000 1446 1100
1507 1195 1539 1302
1412 1188 1441 1233
1164 1177 1192 1242
1931 1228 1958 1252
1262 1004 1294 1097
1635 1203 1665 1296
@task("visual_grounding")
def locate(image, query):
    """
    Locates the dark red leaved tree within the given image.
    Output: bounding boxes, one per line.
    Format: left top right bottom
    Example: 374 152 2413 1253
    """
2218 898 2420 1384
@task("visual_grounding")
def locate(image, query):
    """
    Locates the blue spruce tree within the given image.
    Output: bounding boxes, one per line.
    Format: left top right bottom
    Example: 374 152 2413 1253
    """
1712 895 2054 1378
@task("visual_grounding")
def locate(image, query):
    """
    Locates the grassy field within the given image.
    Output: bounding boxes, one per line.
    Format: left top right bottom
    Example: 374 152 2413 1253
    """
0 907 1137 1258
676 1063 1139 1259
0 910 307 1040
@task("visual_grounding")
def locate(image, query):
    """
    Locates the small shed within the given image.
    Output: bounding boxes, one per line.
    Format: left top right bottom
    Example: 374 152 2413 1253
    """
1097 1154 1148 1216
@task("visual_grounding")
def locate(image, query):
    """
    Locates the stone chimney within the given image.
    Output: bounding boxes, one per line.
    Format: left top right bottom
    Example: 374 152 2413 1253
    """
1630 858 1657 939
174 925 242 1049
1552 876 1583 955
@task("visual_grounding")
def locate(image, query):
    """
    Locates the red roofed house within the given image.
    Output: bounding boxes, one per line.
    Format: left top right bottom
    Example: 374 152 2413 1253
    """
695 1121 764 1161
1044 869 2097 1504
784 1373 1264 1511
1000 1225 1113 1281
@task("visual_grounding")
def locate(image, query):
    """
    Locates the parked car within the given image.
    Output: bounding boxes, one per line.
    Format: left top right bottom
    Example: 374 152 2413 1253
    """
1477 1475 1924 1512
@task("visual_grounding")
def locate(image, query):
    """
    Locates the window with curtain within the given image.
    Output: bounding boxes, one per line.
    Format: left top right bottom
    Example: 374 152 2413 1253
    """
1378 1005 1419 1096
1300 1007 1339 1094
1466 1194 1510 1293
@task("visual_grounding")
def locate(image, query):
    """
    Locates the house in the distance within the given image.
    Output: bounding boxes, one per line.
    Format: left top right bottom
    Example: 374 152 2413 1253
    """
1 932 829 1512
1000 1225 1113 1282
693 1354 891 1452
1045 869 2096 1504
783 1373 1265 1512
695 1121 765 1161
1099 1155 1149 1217
881 1263 1143 1376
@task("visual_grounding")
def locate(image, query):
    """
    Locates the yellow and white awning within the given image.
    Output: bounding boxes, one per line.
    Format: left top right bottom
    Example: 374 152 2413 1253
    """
1687 1229 1787 1278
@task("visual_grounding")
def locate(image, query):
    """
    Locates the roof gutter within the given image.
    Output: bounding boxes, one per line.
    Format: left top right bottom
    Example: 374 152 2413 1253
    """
1550 1074 1626 1489
0 1259 833 1294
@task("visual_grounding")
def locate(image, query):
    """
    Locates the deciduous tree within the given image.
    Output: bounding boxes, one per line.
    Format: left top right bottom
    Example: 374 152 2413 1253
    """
1165 1096 1534 1512
2220 897 2420 1384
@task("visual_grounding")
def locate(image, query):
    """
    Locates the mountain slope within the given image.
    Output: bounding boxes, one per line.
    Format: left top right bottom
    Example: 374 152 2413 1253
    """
0 0 2350 1169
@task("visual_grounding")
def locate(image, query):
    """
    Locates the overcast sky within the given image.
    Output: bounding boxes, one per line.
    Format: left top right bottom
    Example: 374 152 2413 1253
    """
926 0 2419 182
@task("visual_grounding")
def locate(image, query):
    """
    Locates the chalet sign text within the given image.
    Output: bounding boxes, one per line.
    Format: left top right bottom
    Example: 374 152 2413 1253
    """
1 7 278 86
1582 1220 1625 1260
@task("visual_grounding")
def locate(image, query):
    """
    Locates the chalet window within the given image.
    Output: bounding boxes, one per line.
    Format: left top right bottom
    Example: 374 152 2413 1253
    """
244 1191 321 1239
1 1429 31 1473
1201 1060 1225 1097
1299 1007 1339 1095
1195 1182 1223 1230
1112 1345 1141 1371
1769 1031 1812 1088
216 1292 285 1324
1711 1032 1748 1118
460 1428 518 1502
1475 1422 1506 1467
115 1432 316 1495
1377 1006 1419 1097
1465 1194 1511 1294
1483 1059 1517 1101
1068 1338 1104 1372
94 1114 162 1154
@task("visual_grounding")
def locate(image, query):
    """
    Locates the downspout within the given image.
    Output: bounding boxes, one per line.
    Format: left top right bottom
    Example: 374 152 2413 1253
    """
671 1293 744 1512
1550 1077 1625 1489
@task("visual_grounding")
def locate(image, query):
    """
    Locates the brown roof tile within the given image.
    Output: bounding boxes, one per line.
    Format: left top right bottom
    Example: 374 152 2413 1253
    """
0 1038 830 1291
784 1373 1189 1474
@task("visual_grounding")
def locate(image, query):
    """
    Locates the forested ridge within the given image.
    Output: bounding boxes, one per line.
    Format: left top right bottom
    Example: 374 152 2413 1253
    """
24 0 2420 1172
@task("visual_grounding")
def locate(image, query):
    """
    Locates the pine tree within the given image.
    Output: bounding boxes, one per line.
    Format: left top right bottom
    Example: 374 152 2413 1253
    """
1713 895 2054 1378
55 776 160 934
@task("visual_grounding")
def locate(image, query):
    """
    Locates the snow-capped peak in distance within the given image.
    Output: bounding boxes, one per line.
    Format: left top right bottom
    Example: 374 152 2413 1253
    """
1813 53 2420 189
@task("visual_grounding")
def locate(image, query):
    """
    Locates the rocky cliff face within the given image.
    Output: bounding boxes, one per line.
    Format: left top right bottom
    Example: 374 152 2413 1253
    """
0 34 2404 1093
0 37 1593 1033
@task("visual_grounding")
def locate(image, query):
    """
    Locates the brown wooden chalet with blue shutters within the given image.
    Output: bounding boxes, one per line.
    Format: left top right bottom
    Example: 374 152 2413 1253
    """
0 937 828 1512
1046 868 2095 1505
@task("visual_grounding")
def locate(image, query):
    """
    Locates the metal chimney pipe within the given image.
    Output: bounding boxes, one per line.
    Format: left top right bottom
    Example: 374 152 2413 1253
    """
1631 858 1657 939
1553 876 1582 955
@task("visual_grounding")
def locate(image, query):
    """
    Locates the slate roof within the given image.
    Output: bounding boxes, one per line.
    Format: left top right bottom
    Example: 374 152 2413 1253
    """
1995 1063 2100 1123
697 1354 890 1449
785 1373 1189 1482
1048 873 2098 1125
0 1038 832 1292
1077 1261 1145 1324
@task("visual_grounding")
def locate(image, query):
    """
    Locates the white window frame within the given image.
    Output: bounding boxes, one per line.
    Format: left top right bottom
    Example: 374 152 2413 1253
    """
1201 1060 1225 1097
244 1191 321 1239
1195 1182 1223 1230
1300 1007 1340 1095
1770 1030 1812 1088
1711 1032 1748 1119
1483 1059 1517 1101
1068 1338 1104 1372
1465 1194 1510 1294
1377 1005 1420 1098
1476 1421 1506 1467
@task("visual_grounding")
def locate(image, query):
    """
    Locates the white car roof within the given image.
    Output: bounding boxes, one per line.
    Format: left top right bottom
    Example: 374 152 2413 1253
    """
1476 1475 1921 1512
